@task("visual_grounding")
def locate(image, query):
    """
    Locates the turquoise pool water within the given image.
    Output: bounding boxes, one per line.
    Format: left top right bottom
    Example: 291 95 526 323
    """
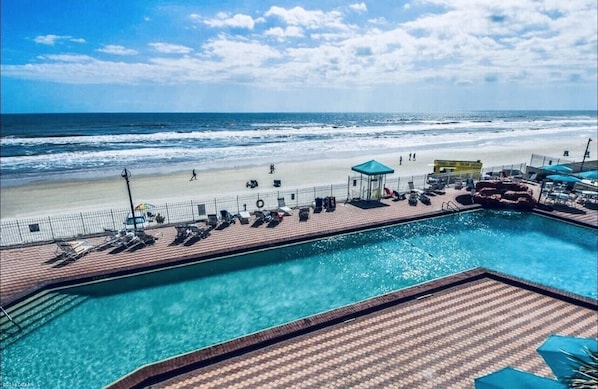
2 210 596 388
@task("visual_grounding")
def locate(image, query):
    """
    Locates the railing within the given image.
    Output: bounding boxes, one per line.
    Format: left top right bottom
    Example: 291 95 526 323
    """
0 305 21 332
0 163 526 248
442 201 461 212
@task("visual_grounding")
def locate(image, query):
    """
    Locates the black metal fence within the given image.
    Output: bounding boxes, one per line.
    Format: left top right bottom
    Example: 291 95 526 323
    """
0 164 527 248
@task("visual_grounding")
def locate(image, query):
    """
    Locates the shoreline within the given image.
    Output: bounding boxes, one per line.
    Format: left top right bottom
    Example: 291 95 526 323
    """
0 138 589 219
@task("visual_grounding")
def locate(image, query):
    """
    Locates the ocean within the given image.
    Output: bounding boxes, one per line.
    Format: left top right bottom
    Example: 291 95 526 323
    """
1 111 595 186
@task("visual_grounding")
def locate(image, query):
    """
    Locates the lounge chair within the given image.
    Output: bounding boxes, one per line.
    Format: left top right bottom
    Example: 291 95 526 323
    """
196 204 208 221
134 230 156 245
220 210 236 226
313 197 323 213
253 210 271 225
419 192 431 205
454 180 463 189
175 223 197 240
207 214 219 228
299 207 310 221
324 196 336 211
55 240 96 261
191 225 210 238
408 192 418 206
96 228 124 250
269 210 282 226
277 198 293 216
392 190 405 201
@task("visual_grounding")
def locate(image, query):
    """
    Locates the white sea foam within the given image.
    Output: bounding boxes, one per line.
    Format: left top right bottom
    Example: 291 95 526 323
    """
1 113 595 185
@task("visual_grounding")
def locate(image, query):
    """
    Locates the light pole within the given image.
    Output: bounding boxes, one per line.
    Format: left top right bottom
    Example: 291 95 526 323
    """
580 138 592 172
121 168 137 230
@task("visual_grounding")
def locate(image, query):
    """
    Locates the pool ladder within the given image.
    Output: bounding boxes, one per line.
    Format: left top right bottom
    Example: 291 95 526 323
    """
0 305 22 332
442 201 461 213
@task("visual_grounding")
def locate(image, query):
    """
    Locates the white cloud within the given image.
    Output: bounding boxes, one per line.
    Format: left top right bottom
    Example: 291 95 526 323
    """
97 45 138 55
264 26 304 39
34 34 86 45
149 42 193 54
203 13 256 29
37 54 95 63
264 6 346 30
349 3 367 13
4 1 594 93
202 35 281 67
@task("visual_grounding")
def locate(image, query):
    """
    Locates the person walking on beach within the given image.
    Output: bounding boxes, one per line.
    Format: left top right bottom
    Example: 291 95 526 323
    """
190 169 197 181
413 153 416 161
409 153 412 161
399 156 402 165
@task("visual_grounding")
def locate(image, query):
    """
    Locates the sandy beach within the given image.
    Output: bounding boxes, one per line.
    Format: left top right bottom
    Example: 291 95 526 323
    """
0 138 589 219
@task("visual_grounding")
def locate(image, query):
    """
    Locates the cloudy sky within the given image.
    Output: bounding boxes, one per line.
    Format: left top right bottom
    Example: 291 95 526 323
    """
1 0 596 113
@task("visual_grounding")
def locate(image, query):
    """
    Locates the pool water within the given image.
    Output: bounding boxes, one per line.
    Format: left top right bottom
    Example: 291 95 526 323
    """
2 210 596 388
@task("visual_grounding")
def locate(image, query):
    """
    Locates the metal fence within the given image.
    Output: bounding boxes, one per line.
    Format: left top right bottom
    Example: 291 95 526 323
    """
529 153 574 168
0 180 356 247
0 164 526 248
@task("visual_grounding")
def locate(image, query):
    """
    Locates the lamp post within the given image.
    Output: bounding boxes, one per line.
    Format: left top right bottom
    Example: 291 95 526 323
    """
580 138 592 172
121 168 137 230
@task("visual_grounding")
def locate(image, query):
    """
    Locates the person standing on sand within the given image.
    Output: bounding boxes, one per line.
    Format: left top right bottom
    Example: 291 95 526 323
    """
409 153 412 161
413 153 416 161
190 169 197 181
399 156 402 165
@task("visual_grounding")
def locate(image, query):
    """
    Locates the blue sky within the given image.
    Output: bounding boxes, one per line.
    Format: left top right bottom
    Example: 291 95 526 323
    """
1 0 597 113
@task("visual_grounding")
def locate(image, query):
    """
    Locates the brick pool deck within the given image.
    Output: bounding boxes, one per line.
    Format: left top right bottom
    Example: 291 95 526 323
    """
1 186 596 388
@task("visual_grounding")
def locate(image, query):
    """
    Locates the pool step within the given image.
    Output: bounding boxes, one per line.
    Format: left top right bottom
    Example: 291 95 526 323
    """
0 292 88 349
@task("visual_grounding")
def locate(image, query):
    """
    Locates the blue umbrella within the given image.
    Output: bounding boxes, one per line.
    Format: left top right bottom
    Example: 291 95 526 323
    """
547 174 581 183
578 170 598 180
537 335 598 384
541 164 573 173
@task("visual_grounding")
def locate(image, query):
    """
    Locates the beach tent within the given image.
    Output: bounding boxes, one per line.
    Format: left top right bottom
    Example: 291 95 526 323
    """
350 160 395 201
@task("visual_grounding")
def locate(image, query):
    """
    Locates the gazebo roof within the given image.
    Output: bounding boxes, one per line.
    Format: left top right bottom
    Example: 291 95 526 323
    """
351 160 395 176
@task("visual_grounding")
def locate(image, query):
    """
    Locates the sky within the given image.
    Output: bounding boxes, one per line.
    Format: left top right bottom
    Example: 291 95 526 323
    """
1 0 597 113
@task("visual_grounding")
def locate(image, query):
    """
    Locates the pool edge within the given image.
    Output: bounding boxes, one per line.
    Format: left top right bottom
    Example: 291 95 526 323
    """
106 268 598 389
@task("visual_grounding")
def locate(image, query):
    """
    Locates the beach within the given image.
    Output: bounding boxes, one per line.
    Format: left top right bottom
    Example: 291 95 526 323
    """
0 137 588 219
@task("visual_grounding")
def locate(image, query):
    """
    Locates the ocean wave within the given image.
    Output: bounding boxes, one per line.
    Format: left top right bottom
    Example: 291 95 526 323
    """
1 112 595 180
1 116 593 147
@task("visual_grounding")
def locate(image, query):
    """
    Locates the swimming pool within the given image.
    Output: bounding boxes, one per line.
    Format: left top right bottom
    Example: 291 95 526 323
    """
1 210 596 388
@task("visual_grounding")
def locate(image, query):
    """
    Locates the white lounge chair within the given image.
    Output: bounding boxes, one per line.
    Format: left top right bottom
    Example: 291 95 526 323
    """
277 197 293 216
55 240 95 261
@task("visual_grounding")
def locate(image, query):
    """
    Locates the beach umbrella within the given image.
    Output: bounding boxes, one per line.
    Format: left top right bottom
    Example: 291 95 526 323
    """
578 170 598 180
546 174 581 183
134 203 155 211
537 335 597 384
540 164 573 173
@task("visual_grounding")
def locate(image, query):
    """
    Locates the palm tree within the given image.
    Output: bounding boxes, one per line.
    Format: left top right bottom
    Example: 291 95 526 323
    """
564 348 598 388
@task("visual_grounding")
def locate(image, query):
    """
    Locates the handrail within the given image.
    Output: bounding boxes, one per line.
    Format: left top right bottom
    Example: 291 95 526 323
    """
441 201 461 212
0 305 22 331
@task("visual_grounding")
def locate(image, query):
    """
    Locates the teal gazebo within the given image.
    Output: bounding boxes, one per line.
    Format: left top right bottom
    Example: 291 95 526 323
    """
350 160 395 201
